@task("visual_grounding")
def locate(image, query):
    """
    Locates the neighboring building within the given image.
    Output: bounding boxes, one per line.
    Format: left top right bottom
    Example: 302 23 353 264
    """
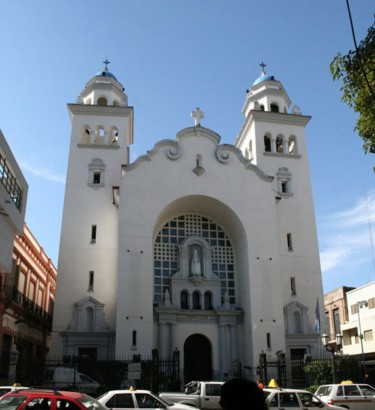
324 286 355 341
0 129 28 381
0 223 57 384
51 65 325 383
341 282 375 367
0 130 28 274
0 130 57 383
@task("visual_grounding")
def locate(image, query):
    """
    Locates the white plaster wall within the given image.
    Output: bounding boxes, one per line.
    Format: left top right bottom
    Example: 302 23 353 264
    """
116 128 287 369
50 104 132 355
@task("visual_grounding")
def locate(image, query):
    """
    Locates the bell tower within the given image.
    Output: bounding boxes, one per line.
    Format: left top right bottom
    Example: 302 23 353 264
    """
50 62 133 357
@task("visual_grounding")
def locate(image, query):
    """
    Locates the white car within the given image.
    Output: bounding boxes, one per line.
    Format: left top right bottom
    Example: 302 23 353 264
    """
97 389 198 410
264 387 345 410
0 386 29 397
315 383 375 409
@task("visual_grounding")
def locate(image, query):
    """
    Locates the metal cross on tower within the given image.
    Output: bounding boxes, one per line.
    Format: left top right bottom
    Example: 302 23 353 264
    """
103 59 111 71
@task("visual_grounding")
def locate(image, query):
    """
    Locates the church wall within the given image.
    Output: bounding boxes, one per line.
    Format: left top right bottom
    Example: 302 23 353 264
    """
116 130 288 371
50 106 130 356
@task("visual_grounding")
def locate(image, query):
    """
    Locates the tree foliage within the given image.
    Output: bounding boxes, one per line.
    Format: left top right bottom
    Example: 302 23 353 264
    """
330 18 375 157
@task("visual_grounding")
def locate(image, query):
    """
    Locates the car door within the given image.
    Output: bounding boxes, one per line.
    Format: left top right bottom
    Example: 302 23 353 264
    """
104 393 136 410
134 393 165 409
359 385 375 410
297 392 326 409
343 384 362 410
269 392 301 410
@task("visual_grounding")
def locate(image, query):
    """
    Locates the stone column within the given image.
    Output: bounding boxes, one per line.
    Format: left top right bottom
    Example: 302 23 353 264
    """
219 324 227 373
230 325 237 362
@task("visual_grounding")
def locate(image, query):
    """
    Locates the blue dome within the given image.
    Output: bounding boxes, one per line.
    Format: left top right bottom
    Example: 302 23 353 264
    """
252 74 275 86
95 70 118 81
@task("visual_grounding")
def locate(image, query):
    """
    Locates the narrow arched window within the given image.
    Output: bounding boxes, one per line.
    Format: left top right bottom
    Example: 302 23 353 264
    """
87 307 94 331
132 330 137 347
288 136 297 154
192 291 201 310
270 103 279 113
276 136 283 153
294 311 302 333
204 292 213 310
97 97 107 106
181 291 189 309
264 135 271 152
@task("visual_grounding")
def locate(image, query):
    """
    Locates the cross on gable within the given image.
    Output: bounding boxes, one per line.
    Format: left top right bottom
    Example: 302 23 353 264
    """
191 108 204 126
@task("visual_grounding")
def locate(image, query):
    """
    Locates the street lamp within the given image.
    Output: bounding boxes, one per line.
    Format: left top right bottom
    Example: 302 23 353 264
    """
322 333 343 383
357 300 368 380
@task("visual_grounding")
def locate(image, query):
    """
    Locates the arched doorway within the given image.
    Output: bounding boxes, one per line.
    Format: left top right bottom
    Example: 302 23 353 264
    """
184 334 212 383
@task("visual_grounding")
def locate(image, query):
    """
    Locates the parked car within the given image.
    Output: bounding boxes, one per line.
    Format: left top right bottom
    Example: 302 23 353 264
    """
97 389 197 410
44 367 101 395
264 387 345 410
0 388 108 410
315 383 375 409
0 386 29 397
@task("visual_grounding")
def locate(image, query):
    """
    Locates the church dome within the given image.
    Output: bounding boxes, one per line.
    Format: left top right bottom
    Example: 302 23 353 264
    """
252 73 275 86
95 70 118 81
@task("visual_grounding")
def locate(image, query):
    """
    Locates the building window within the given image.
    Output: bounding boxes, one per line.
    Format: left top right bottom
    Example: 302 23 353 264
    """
132 330 137 348
293 311 302 333
364 330 373 342
97 97 108 106
88 158 105 188
351 304 359 315
276 136 283 153
193 291 201 310
288 136 297 154
290 277 296 295
333 309 340 335
270 103 279 113
276 167 293 197
368 297 375 309
181 291 189 309
93 172 101 184
264 135 271 152
87 307 94 330
204 292 213 310
91 225 97 243
267 332 271 349
325 311 331 336
88 271 94 291
287 233 293 251
153 214 235 304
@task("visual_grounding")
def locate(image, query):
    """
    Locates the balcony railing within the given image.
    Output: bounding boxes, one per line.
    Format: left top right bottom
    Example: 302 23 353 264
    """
8 288 53 331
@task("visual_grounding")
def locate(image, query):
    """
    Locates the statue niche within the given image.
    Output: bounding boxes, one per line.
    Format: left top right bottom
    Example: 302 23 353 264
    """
190 248 202 277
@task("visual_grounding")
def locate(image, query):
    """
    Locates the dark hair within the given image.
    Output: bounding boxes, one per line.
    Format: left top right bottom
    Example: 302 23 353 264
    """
220 378 264 410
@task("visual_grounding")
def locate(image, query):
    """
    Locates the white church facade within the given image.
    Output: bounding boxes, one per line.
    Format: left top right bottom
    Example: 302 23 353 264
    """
50 64 324 382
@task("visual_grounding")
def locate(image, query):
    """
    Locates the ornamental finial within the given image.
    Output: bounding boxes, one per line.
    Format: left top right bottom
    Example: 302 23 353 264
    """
191 108 204 126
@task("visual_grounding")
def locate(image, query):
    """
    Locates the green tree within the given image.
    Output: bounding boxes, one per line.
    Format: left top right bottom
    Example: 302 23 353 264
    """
330 18 375 158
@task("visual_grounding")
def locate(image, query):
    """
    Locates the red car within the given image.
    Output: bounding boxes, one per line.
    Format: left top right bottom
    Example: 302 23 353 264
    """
0 389 109 410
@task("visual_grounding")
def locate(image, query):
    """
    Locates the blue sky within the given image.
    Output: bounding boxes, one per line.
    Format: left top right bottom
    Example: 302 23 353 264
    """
0 0 374 293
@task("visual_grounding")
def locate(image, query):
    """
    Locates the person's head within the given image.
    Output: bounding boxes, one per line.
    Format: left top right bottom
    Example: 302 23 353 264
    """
220 378 264 410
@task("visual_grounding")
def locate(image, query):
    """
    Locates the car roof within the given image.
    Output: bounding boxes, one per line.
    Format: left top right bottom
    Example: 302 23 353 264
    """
3 389 87 398
102 390 152 394
264 388 315 393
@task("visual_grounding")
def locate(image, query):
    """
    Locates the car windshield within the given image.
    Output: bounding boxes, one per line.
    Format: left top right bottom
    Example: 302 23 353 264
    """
0 395 28 410
77 396 108 410
315 386 332 396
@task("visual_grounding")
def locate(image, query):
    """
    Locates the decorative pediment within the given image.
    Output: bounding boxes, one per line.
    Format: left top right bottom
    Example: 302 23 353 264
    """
66 296 111 332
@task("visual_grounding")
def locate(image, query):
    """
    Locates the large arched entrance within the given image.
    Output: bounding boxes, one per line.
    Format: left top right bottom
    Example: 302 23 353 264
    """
184 334 212 383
